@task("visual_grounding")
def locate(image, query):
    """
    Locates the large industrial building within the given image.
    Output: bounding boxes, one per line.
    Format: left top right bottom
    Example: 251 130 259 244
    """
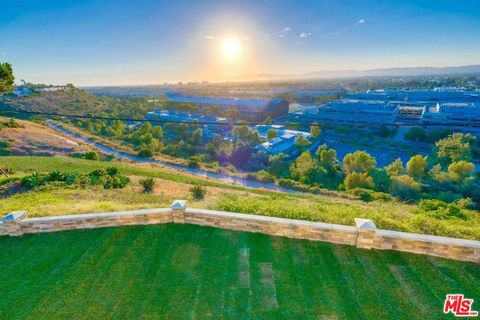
347 88 480 103
166 93 289 121
421 103 480 128
316 100 399 124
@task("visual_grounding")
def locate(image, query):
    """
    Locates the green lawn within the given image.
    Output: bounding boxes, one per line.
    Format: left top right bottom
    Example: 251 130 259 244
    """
1 224 478 319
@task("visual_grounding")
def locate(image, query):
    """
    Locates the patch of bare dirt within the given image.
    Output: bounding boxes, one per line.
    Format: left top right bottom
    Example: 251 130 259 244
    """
0 118 91 156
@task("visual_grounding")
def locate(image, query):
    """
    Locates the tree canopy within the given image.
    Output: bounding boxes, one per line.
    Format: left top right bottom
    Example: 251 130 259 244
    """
0 62 14 94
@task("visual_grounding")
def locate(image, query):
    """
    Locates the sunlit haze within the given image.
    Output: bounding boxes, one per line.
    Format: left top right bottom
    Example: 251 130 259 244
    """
1 0 480 85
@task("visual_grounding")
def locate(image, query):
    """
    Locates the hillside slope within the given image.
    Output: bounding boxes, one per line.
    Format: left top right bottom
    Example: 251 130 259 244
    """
0 117 91 156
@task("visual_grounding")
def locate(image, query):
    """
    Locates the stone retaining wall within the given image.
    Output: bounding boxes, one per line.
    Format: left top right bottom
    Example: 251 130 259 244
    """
184 208 358 246
1 200 479 263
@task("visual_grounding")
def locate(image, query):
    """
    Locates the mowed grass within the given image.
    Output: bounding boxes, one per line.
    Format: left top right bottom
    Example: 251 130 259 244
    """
0 224 478 319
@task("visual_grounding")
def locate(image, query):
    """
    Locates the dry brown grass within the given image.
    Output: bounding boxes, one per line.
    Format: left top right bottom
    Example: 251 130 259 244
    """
0 117 91 156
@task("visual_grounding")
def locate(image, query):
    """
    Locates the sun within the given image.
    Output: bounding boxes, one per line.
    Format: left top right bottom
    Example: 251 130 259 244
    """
221 38 241 59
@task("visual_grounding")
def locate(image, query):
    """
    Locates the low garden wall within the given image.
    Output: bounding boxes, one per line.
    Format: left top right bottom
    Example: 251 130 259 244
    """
1 200 479 263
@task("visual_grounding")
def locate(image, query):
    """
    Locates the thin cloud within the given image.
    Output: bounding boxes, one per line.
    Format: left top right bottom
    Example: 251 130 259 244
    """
278 34 285 38
283 26 291 31
203 35 215 39
358 18 365 24
241 36 251 40
299 32 312 38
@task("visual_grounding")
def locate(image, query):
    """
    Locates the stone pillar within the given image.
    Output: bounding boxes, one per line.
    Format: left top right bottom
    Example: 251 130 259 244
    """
355 218 377 249
1 211 27 236
170 200 187 224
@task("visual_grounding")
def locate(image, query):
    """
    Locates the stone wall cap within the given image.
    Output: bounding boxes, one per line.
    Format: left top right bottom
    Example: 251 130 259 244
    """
185 208 357 232
22 208 171 223
171 200 187 210
354 218 377 231
2 211 27 222
376 229 480 248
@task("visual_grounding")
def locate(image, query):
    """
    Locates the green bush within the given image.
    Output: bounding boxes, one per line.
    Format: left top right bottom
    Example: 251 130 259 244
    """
255 170 275 183
347 188 394 202
415 199 467 220
64 172 80 185
83 151 99 161
106 167 120 176
190 185 206 200
188 159 200 168
47 170 65 182
137 149 153 158
139 177 155 193
21 172 46 189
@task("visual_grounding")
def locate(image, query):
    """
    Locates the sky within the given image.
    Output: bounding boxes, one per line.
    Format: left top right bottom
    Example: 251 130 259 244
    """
1 0 480 86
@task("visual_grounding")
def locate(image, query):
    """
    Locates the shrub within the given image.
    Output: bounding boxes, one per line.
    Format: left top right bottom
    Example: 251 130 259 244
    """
255 170 275 183
188 159 200 168
104 175 130 189
64 172 80 185
47 170 64 182
347 188 394 202
344 172 374 190
415 199 466 220
139 177 155 193
389 175 421 202
190 185 206 200
21 172 46 189
137 149 153 158
83 151 99 161
106 167 120 176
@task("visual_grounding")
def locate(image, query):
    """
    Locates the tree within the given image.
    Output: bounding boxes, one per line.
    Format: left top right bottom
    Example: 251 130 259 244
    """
343 151 376 174
385 158 404 176
344 172 374 190
404 127 426 142
267 129 278 140
137 148 153 158
0 62 14 94
371 169 391 193
138 122 152 135
290 151 316 183
316 144 336 166
448 161 475 183
191 128 203 145
295 135 311 150
268 153 290 178
152 126 163 139
406 155 428 181
83 151 99 161
264 116 272 125
310 123 321 139
435 133 475 165
389 175 421 201
226 108 241 122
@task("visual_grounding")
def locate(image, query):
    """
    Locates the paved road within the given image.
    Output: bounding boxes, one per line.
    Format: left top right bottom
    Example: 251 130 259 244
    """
47 121 302 194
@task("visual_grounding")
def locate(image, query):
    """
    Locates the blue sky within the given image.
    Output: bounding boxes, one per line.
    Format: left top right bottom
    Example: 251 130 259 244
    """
1 0 480 85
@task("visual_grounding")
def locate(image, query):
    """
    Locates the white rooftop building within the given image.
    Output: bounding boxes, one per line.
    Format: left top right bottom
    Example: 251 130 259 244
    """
254 125 311 155
421 103 480 129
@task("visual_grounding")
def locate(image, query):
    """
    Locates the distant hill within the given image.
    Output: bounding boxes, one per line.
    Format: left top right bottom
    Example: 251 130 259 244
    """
226 64 480 81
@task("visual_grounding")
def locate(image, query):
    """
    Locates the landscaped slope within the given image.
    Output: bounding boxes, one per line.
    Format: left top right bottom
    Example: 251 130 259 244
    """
1 156 479 240
0 224 478 319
